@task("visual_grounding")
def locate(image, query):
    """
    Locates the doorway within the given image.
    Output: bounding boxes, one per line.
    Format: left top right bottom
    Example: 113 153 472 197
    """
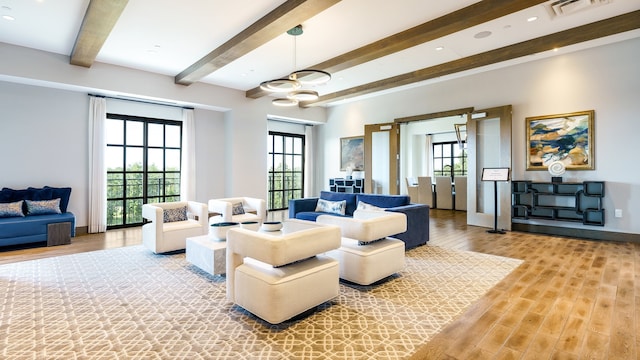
364 123 400 194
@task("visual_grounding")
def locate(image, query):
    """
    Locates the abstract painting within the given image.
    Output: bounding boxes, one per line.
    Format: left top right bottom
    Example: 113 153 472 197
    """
526 110 594 170
340 136 364 171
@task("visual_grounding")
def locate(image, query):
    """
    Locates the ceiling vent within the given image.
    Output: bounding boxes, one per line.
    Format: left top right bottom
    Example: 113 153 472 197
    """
545 0 612 18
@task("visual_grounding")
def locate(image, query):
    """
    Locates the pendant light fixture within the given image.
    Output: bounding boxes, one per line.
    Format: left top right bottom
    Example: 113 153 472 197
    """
260 25 331 106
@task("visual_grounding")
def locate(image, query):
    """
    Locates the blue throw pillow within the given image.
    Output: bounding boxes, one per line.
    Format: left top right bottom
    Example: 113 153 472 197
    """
0 200 25 218
315 198 346 215
25 198 62 215
356 200 384 211
320 191 357 215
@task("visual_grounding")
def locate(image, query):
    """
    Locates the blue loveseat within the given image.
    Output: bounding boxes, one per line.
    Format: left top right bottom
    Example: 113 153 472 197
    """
289 191 429 249
0 186 76 248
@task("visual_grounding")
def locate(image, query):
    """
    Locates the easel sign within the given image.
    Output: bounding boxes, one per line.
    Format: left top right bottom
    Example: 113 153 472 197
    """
481 167 510 182
481 167 510 234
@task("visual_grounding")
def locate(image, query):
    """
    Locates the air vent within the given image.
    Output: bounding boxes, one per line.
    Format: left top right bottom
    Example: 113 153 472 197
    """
545 0 612 18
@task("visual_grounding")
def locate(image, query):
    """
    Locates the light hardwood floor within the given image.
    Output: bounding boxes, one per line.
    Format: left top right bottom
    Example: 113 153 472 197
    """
1 209 637 359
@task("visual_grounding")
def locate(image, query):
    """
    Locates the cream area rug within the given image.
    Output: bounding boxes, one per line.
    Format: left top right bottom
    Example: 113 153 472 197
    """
0 244 522 359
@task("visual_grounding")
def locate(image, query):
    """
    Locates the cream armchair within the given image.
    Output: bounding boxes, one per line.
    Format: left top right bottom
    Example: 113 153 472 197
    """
208 197 266 225
317 210 407 285
142 201 208 254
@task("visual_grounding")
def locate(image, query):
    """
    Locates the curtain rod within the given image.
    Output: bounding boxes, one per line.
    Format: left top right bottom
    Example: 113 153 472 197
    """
88 94 194 110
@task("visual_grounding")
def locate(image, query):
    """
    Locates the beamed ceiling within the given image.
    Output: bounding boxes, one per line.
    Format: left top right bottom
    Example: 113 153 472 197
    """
2 0 640 107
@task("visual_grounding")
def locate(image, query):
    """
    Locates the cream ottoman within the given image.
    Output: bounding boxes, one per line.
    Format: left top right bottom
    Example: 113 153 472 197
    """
317 210 407 285
326 237 405 285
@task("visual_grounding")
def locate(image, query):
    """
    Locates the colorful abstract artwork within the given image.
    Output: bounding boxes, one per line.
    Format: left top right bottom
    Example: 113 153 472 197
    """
526 110 594 170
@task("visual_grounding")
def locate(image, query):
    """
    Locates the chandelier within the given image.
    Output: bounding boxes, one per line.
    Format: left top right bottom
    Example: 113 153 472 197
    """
260 25 331 107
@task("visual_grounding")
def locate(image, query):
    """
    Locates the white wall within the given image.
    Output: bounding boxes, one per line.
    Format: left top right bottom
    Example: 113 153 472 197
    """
0 42 327 230
322 37 640 235
0 82 88 225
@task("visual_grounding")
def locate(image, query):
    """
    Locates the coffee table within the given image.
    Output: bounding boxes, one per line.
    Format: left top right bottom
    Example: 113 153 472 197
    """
185 235 226 275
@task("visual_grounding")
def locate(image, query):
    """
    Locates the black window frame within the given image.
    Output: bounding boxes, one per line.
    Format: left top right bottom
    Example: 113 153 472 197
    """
106 113 182 229
267 131 305 211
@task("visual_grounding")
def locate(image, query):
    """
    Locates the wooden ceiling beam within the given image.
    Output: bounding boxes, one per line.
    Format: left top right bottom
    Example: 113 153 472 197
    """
302 10 640 108
70 0 129 68
246 0 547 99
175 0 340 85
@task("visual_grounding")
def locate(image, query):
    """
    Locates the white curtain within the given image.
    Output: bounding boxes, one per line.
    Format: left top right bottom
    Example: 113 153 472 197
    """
304 125 314 197
425 134 434 178
88 96 107 233
180 108 196 201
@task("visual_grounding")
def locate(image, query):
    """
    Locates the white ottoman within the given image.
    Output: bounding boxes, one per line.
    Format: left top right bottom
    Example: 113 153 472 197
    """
327 237 405 285
186 235 226 275
234 256 339 324
317 210 407 285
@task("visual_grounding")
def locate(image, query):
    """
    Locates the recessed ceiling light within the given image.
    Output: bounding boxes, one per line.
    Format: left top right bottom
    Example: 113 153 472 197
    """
474 31 492 39
527 16 538 22
435 46 444 51
2 15 15 21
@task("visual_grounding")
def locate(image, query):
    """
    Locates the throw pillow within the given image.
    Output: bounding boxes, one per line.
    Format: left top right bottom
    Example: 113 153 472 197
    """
315 198 346 215
356 200 384 211
0 200 25 218
163 206 188 223
232 202 245 215
25 198 62 215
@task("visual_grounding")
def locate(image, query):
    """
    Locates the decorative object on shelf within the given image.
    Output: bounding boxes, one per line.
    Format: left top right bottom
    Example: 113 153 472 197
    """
525 110 594 171
345 165 353 179
261 221 283 232
260 25 331 107
210 222 239 240
340 136 364 171
548 160 566 182
511 180 605 226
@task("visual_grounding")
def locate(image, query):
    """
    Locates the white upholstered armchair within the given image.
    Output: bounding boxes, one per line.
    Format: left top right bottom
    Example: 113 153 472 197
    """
208 197 266 224
142 201 208 254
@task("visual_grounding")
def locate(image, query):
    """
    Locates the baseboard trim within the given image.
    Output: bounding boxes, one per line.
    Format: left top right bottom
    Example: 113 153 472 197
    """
511 223 640 243
75 226 89 236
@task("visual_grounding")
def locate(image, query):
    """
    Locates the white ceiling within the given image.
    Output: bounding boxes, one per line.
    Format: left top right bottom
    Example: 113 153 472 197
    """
1 0 639 106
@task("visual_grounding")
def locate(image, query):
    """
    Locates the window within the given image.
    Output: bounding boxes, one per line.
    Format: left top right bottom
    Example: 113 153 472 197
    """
433 141 467 179
106 114 182 229
267 132 304 211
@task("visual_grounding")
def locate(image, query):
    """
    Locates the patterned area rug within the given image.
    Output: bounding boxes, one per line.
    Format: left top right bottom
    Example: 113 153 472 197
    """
0 244 522 359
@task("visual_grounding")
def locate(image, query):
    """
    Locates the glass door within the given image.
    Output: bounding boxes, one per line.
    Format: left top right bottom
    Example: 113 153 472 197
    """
466 105 512 230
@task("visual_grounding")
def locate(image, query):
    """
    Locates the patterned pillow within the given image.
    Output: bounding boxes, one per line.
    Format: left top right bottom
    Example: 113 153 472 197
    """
315 198 346 215
356 201 384 211
232 202 245 215
0 200 25 218
25 198 62 215
163 206 188 223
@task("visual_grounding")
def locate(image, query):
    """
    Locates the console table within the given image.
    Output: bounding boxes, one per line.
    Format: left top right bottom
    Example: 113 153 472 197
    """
511 181 605 226
329 178 364 193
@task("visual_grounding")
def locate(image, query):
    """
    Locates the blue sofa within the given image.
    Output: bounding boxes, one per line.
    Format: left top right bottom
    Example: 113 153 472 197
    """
0 186 76 247
289 191 429 249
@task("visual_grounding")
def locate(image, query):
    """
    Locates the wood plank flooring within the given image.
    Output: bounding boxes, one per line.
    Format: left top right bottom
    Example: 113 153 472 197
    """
1 209 637 359
411 209 639 360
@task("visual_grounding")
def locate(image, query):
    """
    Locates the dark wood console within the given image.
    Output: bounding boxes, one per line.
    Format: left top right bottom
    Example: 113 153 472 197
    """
511 181 605 226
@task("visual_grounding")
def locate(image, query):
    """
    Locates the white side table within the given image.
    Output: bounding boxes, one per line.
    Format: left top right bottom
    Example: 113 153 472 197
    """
186 235 226 275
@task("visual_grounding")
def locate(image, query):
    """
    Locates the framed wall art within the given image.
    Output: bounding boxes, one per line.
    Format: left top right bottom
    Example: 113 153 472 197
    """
526 110 594 171
340 136 364 171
